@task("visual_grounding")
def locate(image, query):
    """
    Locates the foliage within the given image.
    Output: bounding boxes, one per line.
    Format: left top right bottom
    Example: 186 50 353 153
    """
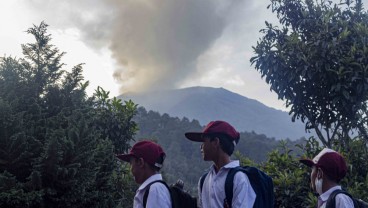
93 87 138 154
0 22 137 207
115 164 137 208
250 0 368 146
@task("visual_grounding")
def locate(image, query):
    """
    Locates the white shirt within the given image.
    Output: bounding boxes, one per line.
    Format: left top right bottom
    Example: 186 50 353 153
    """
133 174 172 208
197 160 256 208
319 186 354 208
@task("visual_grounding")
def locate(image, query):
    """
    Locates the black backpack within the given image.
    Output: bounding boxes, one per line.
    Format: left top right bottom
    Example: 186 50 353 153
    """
143 180 197 208
325 189 368 208
200 166 274 208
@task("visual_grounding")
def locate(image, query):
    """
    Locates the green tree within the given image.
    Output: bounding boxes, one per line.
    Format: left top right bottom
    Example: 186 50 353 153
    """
0 22 137 207
250 0 368 146
250 2 368 205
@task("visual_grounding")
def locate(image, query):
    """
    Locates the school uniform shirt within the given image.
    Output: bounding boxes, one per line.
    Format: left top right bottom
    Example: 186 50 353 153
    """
133 173 172 208
318 186 354 208
197 160 256 208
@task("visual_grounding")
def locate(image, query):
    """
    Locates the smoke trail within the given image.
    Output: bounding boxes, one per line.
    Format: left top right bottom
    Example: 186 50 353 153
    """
26 0 244 93
109 0 227 92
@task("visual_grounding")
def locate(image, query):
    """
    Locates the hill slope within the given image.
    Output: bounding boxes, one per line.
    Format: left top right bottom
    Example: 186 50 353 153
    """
120 86 309 140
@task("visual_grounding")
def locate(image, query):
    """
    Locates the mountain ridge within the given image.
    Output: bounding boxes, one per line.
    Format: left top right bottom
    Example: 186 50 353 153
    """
119 86 310 140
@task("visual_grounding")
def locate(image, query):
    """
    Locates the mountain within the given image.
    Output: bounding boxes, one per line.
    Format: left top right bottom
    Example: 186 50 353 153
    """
119 86 310 140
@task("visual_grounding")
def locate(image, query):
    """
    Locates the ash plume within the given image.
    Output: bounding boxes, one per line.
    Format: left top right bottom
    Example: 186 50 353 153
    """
26 0 244 93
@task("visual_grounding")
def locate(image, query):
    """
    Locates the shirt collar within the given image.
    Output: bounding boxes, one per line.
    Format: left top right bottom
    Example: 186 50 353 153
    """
138 173 163 191
319 185 342 202
210 160 240 172
223 160 240 168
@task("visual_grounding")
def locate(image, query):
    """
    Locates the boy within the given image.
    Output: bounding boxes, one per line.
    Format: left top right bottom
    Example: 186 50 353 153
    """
117 140 172 208
185 120 256 208
300 148 354 208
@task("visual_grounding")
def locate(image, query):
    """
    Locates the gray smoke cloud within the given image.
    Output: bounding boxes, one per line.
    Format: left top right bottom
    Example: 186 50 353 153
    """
109 0 230 92
26 0 247 93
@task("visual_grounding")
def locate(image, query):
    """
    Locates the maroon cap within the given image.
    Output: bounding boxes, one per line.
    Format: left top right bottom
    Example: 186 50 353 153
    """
116 140 166 168
300 148 347 182
185 120 240 144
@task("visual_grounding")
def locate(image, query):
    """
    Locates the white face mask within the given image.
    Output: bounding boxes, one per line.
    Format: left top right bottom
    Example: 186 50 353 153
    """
314 177 323 195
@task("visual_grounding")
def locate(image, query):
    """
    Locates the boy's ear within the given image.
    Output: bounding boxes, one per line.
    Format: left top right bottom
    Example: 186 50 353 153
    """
213 137 220 147
137 157 145 167
317 168 324 179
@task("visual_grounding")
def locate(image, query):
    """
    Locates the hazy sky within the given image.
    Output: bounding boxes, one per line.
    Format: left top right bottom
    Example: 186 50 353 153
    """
2 0 362 111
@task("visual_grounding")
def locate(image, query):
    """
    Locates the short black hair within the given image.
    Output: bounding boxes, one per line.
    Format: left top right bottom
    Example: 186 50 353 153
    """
133 155 165 172
153 153 165 171
208 133 238 156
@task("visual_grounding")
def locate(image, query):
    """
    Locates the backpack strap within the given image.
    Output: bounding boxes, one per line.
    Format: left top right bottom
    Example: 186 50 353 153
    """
199 172 208 193
142 180 171 208
199 169 239 208
224 166 243 208
325 189 356 208
224 166 275 208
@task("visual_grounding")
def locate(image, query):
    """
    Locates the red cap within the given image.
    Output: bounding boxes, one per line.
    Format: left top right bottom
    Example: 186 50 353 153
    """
116 140 166 168
300 148 347 182
185 120 240 145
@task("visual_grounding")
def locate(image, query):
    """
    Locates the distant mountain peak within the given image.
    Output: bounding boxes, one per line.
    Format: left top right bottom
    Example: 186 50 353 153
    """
119 86 309 140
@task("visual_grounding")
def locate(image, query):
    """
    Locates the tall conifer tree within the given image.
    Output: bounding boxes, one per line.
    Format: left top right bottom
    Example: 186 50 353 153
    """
0 22 137 207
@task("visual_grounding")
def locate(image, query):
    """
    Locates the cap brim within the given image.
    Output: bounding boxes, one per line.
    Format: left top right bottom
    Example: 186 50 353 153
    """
116 153 134 162
299 158 315 167
185 132 204 142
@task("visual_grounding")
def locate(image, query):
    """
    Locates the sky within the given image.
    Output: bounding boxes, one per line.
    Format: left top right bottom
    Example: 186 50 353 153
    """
1 0 355 111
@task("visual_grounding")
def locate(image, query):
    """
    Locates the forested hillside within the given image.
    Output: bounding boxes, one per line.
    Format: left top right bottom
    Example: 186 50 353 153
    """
132 107 305 193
